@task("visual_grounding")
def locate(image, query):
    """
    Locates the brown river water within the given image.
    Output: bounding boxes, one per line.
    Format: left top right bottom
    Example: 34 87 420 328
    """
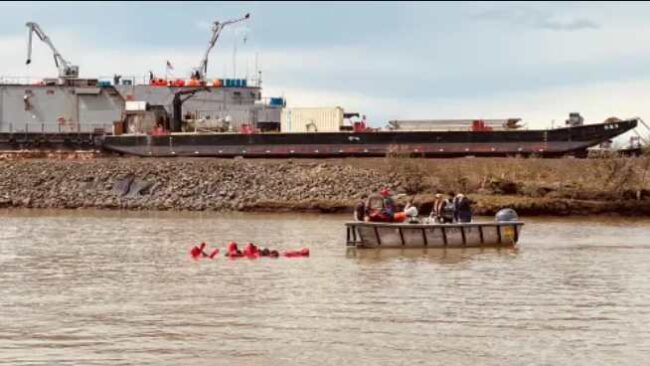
1 210 649 365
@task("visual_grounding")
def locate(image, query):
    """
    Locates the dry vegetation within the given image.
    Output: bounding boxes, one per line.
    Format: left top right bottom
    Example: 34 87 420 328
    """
376 152 650 200
2 152 650 216
356 151 650 215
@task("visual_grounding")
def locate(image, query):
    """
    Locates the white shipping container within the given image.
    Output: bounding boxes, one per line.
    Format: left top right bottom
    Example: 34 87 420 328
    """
125 101 148 111
281 107 344 132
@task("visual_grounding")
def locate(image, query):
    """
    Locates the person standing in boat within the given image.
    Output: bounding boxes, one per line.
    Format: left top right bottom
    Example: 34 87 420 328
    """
431 193 443 223
379 187 396 218
354 194 368 222
404 199 419 223
431 193 453 223
454 193 474 223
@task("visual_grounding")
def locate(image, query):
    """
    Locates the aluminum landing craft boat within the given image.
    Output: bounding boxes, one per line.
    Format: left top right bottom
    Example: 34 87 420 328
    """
345 221 524 248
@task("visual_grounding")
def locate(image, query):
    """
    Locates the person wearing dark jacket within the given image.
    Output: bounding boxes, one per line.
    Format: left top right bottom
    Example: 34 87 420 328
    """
454 193 474 223
354 194 368 221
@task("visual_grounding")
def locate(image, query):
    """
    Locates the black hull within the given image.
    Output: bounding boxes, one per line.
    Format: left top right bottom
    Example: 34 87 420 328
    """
0 119 637 158
101 119 638 158
0 132 101 151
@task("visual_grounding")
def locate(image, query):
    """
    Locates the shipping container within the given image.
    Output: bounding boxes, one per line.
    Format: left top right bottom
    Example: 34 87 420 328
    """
281 107 344 133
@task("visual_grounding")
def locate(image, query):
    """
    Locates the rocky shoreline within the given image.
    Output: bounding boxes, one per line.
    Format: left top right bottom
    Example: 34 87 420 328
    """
1 156 649 216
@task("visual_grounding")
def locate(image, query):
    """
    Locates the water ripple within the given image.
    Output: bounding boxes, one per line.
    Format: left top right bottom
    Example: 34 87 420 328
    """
0 211 649 365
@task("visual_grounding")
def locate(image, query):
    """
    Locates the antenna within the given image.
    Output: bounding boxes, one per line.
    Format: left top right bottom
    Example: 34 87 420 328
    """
255 52 259 86
232 37 237 79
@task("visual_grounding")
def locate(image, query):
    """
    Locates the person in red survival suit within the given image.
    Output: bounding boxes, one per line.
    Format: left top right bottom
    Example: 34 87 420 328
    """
366 187 407 222
243 242 260 258
190 242 219 259
226 242 244 258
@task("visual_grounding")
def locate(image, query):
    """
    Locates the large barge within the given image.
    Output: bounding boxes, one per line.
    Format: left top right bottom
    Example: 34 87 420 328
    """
101 118 637 158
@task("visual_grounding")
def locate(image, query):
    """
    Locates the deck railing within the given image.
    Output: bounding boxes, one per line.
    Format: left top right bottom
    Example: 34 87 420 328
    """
0 75 261 88
2 122 111 134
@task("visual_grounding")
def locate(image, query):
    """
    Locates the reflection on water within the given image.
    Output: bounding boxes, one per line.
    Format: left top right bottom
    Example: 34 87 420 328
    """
1 210 649 365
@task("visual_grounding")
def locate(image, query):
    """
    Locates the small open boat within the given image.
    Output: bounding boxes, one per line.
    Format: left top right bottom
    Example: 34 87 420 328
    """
345 220 524 248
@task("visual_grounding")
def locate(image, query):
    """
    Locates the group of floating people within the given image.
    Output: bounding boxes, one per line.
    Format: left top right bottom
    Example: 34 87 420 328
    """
190 242 310 260
354 187 475 224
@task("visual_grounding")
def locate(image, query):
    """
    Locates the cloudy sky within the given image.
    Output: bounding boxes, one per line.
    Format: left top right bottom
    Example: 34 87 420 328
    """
2 1 650 135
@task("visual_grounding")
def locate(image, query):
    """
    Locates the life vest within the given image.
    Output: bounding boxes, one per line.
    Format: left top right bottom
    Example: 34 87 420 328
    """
226 241 244 258
243 243 260 258
433 199 445 216
283 248 310 257
393 212 407 222
442 199 455 219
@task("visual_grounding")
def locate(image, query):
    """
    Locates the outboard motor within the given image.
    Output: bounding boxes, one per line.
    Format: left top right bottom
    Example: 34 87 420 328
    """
495 208 519 222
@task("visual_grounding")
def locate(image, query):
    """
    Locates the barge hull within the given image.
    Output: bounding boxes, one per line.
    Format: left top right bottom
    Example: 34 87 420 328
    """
0 132 101 151
101 119 638 158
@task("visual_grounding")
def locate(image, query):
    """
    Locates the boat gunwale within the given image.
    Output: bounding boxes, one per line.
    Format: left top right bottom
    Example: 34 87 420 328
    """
346 221 524 248
345 221 525 229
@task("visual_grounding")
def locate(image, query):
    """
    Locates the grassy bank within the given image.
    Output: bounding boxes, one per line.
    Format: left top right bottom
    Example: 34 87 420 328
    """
1 154 649 216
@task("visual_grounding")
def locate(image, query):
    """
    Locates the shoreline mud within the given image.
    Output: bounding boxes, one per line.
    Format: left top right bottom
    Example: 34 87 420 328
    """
1 156 649 216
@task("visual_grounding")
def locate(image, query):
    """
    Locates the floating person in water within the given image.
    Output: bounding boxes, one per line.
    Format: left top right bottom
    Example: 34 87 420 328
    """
226 242 279 258
189 242 219 259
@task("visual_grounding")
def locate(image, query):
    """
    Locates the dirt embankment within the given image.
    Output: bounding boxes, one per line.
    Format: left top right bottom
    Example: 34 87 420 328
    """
1 155 650 216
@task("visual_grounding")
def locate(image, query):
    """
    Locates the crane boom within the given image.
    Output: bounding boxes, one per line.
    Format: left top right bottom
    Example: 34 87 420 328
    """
171 87 210 132
25 21 79 79
193 13 250 81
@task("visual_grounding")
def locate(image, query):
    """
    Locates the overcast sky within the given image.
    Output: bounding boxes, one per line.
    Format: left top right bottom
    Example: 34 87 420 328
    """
2 1 650 136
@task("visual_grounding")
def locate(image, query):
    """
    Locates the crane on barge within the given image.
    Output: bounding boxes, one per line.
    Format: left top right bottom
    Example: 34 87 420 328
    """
192 13 250 81
171 87 211 132
25 22 79 80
